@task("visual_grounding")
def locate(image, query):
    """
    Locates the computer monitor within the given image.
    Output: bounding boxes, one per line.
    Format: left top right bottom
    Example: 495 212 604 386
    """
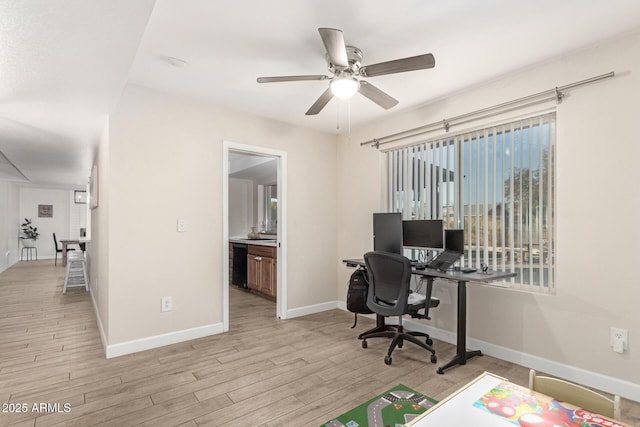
402 219 444 250
445 229 465 254
373 212 403 254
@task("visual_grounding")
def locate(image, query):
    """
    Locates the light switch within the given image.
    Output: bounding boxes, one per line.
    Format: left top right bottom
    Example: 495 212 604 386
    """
161 296 172 312
177 219 187 232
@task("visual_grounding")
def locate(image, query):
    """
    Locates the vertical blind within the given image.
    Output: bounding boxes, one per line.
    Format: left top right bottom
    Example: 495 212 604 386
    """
387 113 556 292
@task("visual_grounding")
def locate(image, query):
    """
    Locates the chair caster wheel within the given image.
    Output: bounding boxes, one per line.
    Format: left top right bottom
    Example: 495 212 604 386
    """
430 354 437 363
426 338 433 346
384 355 392 365
362 340 367 349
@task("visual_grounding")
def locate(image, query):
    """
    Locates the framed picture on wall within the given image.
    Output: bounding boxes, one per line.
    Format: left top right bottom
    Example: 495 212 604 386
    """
90 164 99 209
38 204 53 218
74 190 88 204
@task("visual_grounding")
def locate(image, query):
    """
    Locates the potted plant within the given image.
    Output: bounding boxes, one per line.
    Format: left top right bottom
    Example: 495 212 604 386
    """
20 218 40 245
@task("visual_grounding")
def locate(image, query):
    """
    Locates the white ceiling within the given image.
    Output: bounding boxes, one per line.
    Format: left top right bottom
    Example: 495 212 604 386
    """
229 152 277 182
2 0 640 188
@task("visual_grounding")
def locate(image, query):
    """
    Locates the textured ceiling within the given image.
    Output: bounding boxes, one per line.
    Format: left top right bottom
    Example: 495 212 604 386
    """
1 0 640 188
0 0 155 188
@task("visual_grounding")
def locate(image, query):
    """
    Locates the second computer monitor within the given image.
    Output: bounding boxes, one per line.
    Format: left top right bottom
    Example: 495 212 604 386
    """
373 212 403 254
445 229 465 253
402 219 444 250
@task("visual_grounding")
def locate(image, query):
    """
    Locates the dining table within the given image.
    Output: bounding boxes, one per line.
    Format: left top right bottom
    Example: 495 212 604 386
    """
59 239 89 266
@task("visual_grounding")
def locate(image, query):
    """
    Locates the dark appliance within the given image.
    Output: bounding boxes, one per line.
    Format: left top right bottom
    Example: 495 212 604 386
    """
232 243 248 288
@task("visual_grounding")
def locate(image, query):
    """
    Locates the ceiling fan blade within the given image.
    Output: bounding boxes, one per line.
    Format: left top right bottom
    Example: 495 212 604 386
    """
318 28 349 68
257 75 329 83
360 53 435 77
358 81 399 110
305 88 333 115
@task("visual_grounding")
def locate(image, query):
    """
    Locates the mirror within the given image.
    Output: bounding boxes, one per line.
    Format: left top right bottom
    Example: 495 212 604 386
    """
261 184 277 233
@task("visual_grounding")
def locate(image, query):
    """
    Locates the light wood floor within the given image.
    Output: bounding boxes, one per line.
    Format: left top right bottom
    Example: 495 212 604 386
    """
1 260 638 426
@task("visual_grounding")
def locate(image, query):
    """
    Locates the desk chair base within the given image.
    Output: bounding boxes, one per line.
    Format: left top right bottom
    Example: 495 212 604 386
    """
357 315 435 346
361 320 437 365
357 313 397 339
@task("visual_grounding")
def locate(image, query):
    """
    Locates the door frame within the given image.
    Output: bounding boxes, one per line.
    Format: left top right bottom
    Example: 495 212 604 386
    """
222 141 288 331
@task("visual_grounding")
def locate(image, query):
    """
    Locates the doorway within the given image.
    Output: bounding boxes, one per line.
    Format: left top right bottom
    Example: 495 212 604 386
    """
222 141 287 332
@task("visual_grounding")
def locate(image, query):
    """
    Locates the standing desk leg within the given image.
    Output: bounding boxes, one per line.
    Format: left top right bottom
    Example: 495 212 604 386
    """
437 280 482 374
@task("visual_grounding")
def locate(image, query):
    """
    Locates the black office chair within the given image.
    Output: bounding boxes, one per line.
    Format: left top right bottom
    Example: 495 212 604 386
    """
361 251 438 365
53 232 75 266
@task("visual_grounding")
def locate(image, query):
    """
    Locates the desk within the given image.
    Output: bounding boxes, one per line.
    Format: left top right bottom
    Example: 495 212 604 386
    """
60 239 88 266
343 258 515 374
407 372 627 426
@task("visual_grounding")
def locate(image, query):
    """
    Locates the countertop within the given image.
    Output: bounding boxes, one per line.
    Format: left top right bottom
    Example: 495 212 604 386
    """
229 238 277 247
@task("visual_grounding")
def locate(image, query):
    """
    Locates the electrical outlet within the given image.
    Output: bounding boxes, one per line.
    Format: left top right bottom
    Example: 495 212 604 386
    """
161 296 173 312
5 250 10 257
610 327 628 353
177 219 187 232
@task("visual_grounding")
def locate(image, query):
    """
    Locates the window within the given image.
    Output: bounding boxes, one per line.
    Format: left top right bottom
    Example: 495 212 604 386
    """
387 113 556 292
257 184 277 233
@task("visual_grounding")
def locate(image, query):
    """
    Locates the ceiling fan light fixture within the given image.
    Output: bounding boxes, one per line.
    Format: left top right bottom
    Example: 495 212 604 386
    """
256 28 435 115
330 76 359 100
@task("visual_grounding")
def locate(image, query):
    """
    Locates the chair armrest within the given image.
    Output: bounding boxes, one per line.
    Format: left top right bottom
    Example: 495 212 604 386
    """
407 277 439 319
408 297 440 319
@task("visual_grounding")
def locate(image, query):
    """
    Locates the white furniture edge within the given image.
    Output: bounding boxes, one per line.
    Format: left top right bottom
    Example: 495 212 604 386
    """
399 317 640 402
407 371 505 426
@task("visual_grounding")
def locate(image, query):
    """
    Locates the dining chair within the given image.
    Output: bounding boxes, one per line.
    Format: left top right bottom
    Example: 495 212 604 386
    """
528 369 621 420
53 232 75 266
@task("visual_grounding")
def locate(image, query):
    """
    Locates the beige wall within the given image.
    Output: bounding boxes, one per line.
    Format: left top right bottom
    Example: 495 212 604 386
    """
88 29 639 397
337 31 640 393
228 178 254 238
0 181 19 272
99 84 337 345
88 120 110 344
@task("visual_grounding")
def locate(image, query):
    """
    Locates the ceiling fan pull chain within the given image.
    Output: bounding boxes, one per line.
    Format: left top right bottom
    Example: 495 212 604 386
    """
348 99 352 136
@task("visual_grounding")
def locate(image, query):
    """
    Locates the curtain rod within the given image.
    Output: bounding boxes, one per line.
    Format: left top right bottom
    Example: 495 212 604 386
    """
361 71 615 148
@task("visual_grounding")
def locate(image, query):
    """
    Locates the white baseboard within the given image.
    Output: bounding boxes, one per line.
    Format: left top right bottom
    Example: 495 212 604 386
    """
286 300 340 318
20 255 56 260
0 258 18 274
82 289 640 401
89 289 108 353
400 317 640 402
105 323 224 359
88 288 224 359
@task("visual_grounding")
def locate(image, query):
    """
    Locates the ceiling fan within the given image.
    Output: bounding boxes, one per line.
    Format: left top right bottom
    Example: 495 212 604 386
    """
257 28 436 115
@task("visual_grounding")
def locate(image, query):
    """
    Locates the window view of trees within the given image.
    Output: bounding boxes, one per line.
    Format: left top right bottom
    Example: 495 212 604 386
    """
388 114 556 291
